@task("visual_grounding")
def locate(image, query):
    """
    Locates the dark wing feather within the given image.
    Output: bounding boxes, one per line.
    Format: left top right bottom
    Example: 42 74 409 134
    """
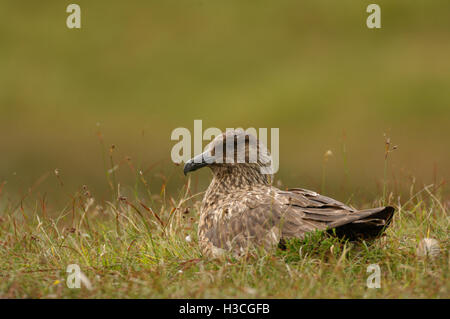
278 188 395 240
286 188 355 210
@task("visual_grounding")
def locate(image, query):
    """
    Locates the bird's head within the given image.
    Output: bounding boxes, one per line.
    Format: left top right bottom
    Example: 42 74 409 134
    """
183 129 273 185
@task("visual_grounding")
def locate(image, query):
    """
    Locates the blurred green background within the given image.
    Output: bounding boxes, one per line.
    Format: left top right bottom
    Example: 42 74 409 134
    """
0 1 449 206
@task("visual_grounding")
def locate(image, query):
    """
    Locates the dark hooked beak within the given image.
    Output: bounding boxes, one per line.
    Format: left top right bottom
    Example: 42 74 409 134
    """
183 152 215 175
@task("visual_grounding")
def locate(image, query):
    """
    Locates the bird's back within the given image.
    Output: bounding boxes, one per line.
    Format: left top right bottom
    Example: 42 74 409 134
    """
198 185 394 257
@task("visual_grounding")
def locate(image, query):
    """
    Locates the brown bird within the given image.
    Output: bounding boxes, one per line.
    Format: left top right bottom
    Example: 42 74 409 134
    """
184 129 395 258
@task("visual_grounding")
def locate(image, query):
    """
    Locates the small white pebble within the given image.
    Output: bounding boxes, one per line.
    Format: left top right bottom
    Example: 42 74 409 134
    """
185 235 192 243
178 270 183 273
244 287 257 295
417 238 440 258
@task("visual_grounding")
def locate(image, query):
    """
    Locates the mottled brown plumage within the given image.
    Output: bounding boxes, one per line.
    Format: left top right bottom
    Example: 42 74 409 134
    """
184 130 395 257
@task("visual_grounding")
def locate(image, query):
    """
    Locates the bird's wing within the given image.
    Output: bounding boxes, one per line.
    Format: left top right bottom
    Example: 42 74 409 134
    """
284 187 355 211
276 188 394 239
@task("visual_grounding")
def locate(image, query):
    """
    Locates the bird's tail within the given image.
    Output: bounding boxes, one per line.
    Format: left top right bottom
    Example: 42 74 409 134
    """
327 206 395 240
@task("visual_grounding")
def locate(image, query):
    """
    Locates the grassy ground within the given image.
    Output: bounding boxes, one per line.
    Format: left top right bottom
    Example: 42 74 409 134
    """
0 175 448 298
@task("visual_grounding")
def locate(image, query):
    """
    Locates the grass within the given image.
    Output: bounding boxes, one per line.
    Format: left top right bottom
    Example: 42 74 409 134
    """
0 169 448 298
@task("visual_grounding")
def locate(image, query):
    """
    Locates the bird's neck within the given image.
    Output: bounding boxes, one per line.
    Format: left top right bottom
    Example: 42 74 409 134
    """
215 165 270 186
202 165 271 208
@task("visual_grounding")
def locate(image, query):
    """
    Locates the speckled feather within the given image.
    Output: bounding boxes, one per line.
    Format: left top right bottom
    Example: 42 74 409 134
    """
187 130 395 258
